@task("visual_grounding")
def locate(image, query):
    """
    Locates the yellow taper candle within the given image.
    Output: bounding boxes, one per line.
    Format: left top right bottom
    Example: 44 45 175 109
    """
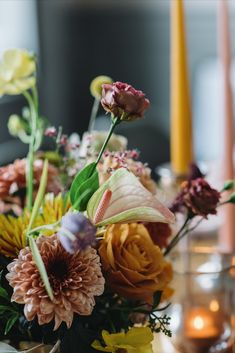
170 0 193 175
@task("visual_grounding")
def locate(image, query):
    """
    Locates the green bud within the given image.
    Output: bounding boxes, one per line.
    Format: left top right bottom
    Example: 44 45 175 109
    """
222 180 234 191
229 192 235 204
8 114 27 137
90 75 113 99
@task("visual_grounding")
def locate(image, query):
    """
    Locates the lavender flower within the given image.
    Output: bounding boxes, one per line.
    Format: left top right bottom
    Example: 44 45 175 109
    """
58 212 96 253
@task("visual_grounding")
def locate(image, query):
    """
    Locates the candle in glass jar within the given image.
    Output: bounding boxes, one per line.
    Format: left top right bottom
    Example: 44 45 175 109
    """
185 307 221 339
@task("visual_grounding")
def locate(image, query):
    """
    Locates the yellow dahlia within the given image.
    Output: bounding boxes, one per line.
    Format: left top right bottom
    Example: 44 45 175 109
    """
0 193 70 258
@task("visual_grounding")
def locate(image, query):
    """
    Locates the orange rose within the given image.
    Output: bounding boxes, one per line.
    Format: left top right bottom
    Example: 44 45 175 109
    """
99 223 173 303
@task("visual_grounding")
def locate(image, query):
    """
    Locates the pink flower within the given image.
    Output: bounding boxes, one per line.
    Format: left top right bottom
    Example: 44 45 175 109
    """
6 235 105 330
101 82 150 121
45 127 57 137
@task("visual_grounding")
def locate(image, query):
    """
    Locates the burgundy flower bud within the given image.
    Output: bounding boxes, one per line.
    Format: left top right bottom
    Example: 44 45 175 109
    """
101 81 150 121
58 212 96 253
172 178 221 218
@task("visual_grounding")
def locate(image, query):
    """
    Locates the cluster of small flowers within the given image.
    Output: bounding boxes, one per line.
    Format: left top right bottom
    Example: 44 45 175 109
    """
45 126 80 151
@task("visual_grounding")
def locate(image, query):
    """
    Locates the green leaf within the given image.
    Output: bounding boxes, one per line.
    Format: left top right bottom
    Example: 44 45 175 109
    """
0 287 8 300
29 237 54 301
27 159 48 234
70 162 96 205
4 314 19 335
0 305 18 314
152 291 162 309
73 170 99 211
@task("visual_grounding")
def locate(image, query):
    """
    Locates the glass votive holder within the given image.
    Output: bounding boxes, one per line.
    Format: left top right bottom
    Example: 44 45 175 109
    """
165 248 235 353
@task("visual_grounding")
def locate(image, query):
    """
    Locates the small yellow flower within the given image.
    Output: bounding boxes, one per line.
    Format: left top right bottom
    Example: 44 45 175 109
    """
90 75 113 99
92 327 154 353
0 193 70 258
0 49 36 96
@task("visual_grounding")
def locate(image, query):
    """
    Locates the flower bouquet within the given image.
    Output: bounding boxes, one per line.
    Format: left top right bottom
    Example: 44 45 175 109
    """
0 49 234 353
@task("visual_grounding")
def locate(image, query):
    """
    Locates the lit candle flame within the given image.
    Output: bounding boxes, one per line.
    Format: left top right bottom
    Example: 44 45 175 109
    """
193 316 204 330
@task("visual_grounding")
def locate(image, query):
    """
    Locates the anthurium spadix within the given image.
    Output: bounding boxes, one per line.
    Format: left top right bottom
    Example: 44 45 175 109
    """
87 168 175 226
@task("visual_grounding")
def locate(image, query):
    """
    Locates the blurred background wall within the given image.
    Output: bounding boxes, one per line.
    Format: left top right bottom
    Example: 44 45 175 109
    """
0 0 235 170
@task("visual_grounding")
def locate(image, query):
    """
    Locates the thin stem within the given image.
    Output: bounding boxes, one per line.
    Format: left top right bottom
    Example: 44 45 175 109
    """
95 116 120 168
23 89 38 210
88 97 100 132
164 216 191 256
164 216 204 256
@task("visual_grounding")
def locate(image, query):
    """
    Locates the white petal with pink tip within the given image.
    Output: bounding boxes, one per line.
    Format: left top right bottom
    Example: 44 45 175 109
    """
87 168 174 226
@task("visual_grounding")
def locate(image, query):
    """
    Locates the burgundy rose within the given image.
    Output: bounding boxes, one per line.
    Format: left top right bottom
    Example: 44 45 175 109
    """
171 178 221 218
101 81 150 121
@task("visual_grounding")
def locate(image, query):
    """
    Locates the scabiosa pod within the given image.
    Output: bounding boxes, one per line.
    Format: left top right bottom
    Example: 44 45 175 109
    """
90 75 113 100
58 212 97 253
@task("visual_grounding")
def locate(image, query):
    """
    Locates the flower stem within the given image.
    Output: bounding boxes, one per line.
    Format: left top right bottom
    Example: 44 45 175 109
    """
23 89 38 210
94 116 120 168
88 97 100 132
164 216 191 256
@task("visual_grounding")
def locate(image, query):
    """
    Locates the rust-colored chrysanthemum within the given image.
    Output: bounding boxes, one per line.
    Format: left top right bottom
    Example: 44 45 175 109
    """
6 235 105 330
0 158 62 200
98 151 156 194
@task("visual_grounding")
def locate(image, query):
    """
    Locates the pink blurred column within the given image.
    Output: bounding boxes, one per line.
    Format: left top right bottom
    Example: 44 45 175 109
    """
218 0 235 253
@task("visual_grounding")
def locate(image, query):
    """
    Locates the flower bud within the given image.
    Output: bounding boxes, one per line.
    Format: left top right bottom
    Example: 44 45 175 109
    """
229 192 235 204
222 180 234 191
44 126 57 137
8 114 27 137
90 75 113 99
58 212 96 253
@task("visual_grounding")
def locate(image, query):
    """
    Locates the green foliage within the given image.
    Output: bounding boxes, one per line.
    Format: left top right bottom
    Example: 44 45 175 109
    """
0 278 20 336
4 313 20 335
229 192 235 203
70 162 99 211
0 286 8 300
222 180 234 191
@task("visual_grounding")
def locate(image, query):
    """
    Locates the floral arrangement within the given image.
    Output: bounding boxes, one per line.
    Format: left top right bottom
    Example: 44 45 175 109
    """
0 49 234 353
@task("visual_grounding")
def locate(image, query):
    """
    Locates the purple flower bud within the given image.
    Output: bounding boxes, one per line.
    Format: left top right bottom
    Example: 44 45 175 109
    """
45 126 57 137
58 212 96 253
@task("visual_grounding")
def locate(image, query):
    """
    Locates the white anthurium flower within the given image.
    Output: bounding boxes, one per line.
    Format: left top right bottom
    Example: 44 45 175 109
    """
87 168 175 226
